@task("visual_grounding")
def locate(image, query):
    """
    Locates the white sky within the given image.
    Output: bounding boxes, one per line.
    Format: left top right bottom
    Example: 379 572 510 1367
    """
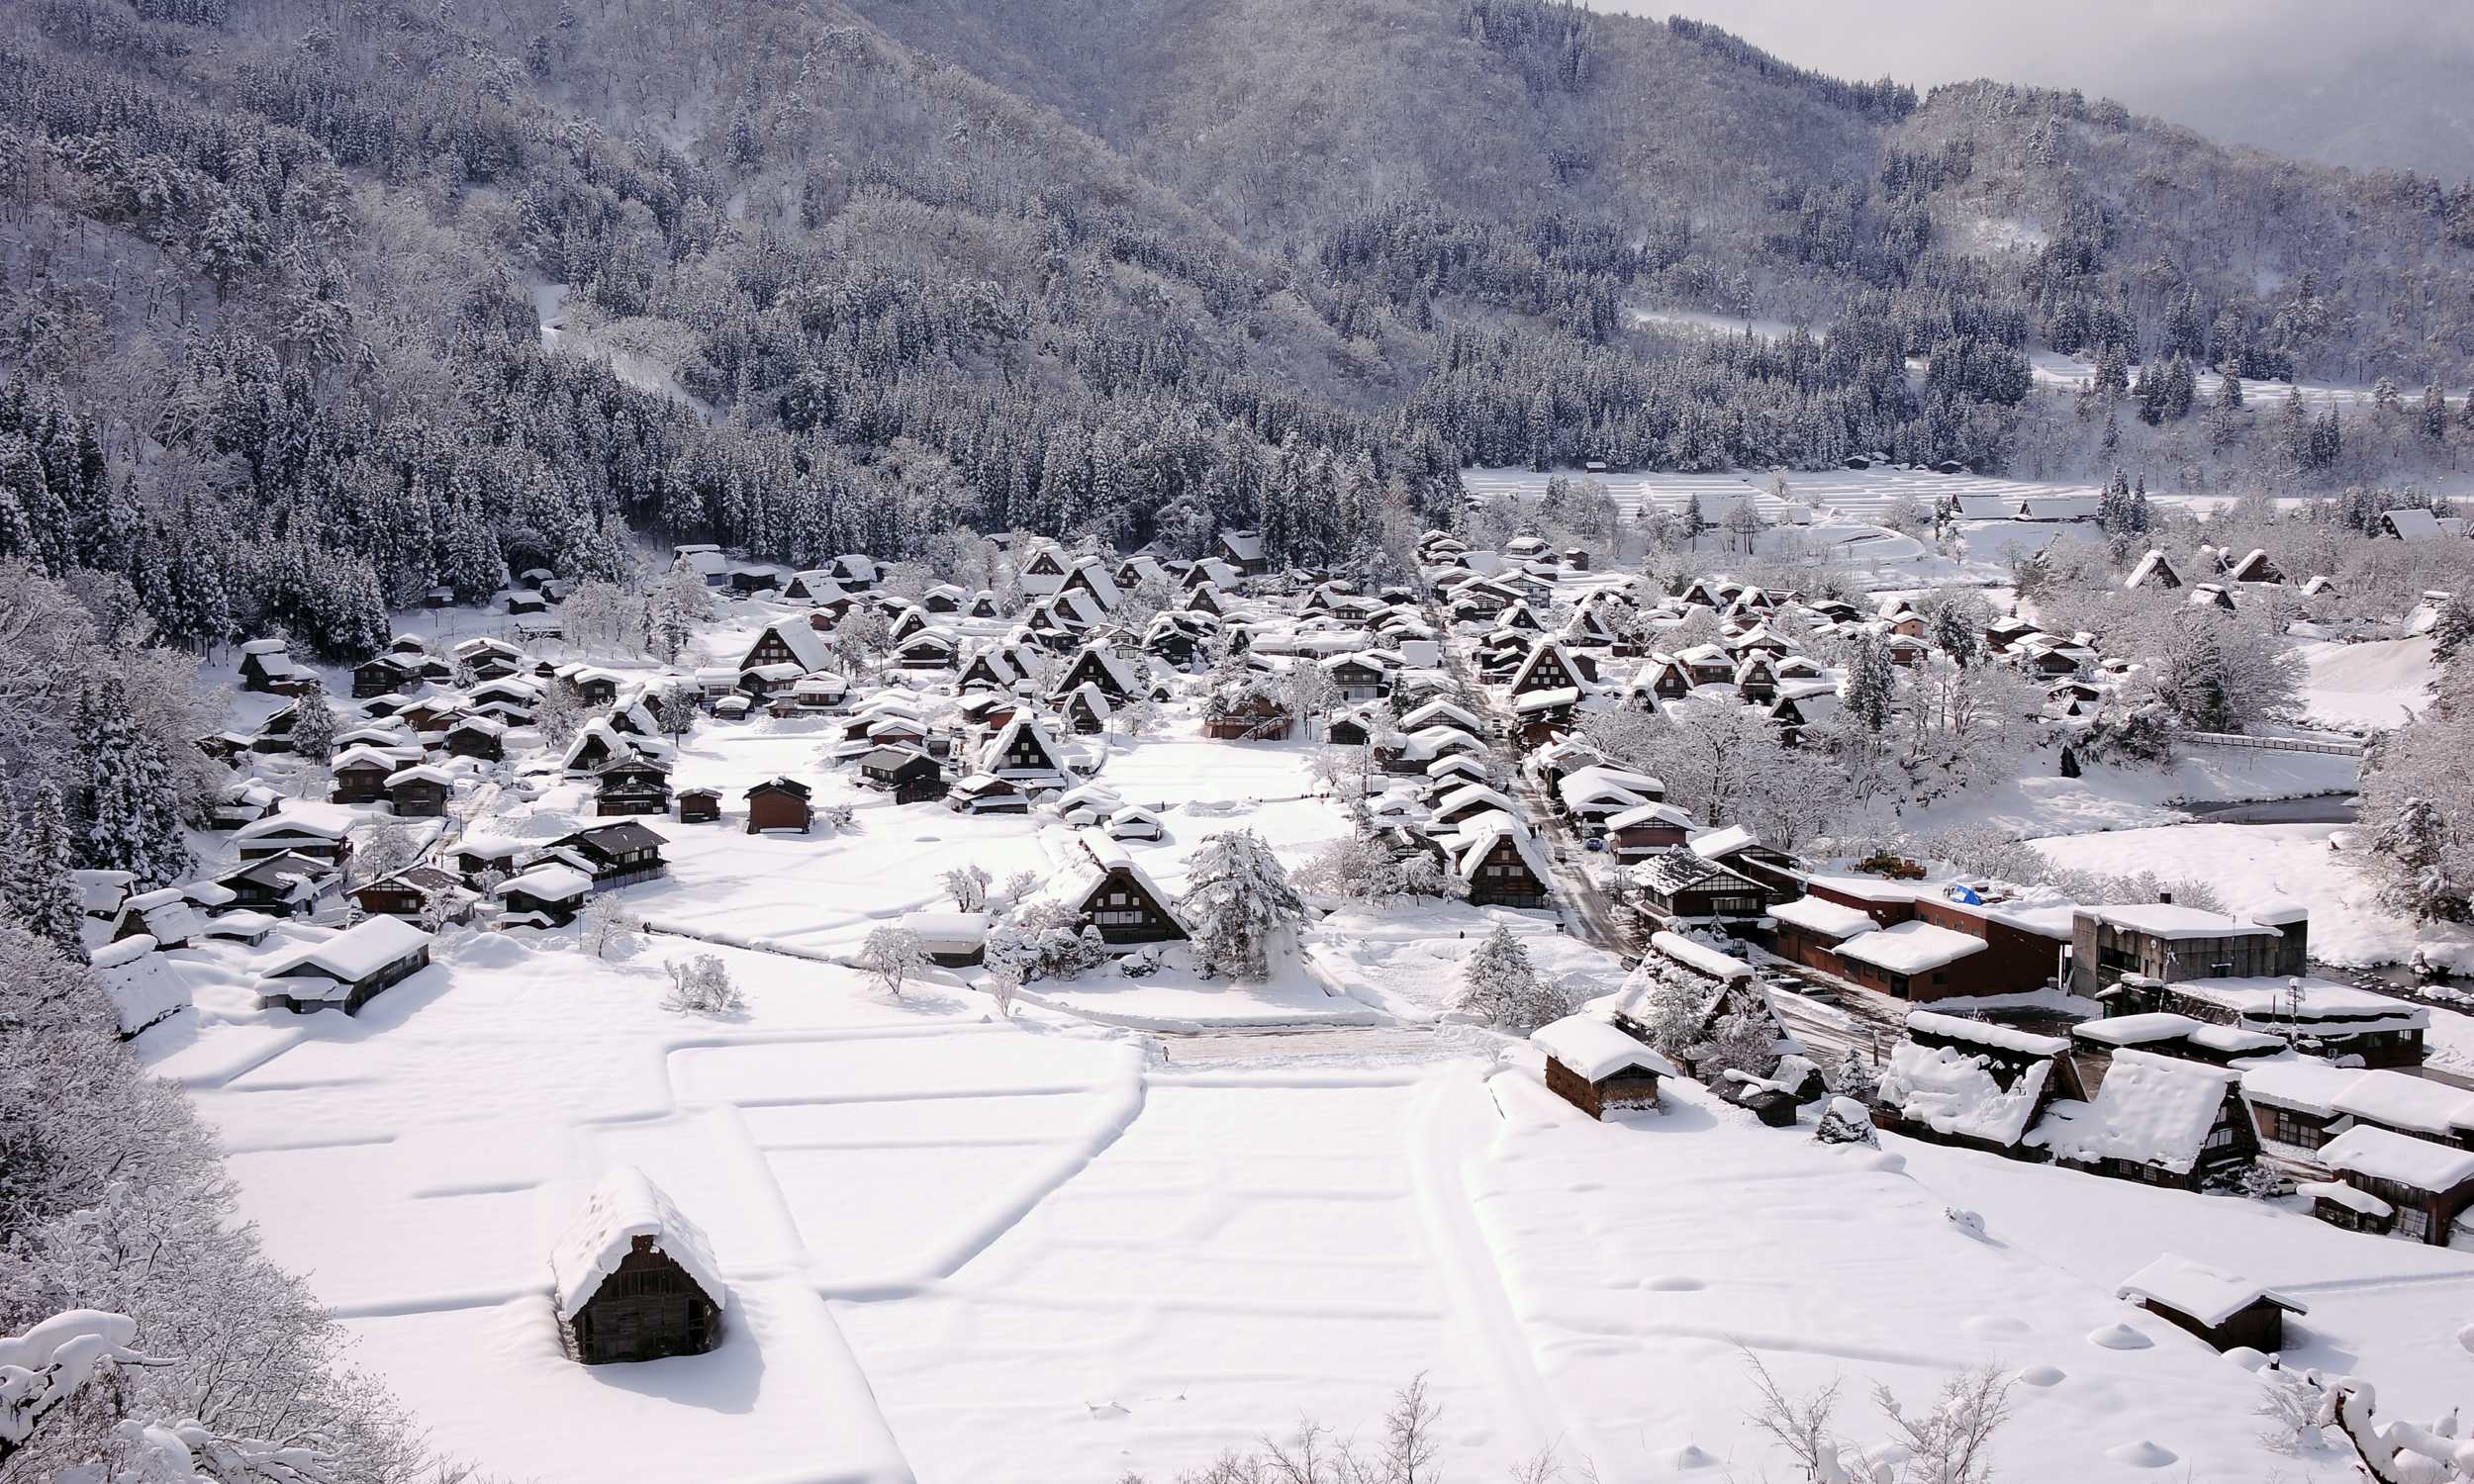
1617 1 2474 95
1610 1 2474 166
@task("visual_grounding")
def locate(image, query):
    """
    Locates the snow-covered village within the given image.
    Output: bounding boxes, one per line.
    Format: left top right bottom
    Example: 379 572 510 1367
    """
12 4 2474 1484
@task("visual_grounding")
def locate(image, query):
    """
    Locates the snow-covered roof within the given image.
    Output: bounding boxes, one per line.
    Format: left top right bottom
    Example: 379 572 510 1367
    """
1836 921 1987 976
2298 1179 2393 1218
1436 783 1516 818
1879 1041 2050 1147
752 617 833 672
903 911 989 951
1558 766 1661 807
1451 815 1552 885
1770 895 1877 940
1510 687 1579 713
1405 702 1475 737
234 804 354 843
1649 930 1752 984
2330 1069 2474 1137
1532 1015 1679 1081
2385 508 2445 540
1688 824 1759 861
90 936 192 1036
2238 1059 2369 1118
2116 1254 2304 1328
1605 800 1694 831
259 916 432 987
2170 976 2427 1028
498 864 594 902
2082 903 2281 941
1905 1009 2069 1058
2070 1012 2206 1047
2031 1050 2240 1174
2320 1124 2474 1191
550 1167 729 1321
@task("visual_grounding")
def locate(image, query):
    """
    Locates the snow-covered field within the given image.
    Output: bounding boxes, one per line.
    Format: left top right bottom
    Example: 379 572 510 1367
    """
143 922 2470 1484
2291 635 2438 732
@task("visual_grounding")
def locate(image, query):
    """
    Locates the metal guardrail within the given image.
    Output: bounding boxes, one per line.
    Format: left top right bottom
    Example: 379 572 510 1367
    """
2179 731 2363 758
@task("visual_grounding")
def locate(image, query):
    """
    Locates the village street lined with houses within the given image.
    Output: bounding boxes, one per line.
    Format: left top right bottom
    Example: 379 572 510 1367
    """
16 464 2464 1484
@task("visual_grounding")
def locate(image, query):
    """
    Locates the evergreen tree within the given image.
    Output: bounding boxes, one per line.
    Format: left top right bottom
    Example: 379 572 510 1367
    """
1455 925 1566 1031
6 781 86 958
2371 796 2464 923
1842 633 1897 733
2431 594 2474 661
286 681 336 764
81 677 191 887
1179 829 1304 980
2421 383 2451 443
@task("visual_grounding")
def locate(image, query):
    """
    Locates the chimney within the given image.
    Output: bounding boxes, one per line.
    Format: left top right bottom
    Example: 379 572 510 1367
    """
2157 890 2173 904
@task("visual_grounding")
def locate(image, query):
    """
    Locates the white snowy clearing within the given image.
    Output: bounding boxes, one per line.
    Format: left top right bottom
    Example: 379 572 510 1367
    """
141 933 2458 1484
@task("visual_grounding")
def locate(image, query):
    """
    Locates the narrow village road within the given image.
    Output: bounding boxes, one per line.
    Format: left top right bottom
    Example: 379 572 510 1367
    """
1425 600 1640 960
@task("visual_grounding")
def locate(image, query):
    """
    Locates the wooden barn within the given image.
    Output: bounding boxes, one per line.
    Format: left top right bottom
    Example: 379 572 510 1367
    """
946 774 1030 814
1634 851 1772 924
743 778 813 834
1204 690 1290 741
254 917 433 1015
1039 831 1188 947
1532 1015 1676 1120
2116 1255 2305 1353
494 863 593 927
552 1167 728 1365
1451 818 1553 908
384 765 452 818
676 788 722 824
595 757 674 817
549 822 670 888
860 745 945 802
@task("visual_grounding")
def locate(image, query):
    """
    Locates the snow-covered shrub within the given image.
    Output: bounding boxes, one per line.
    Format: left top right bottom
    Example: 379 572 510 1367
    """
660 954 742 1015
1745 1352 2012 1484
1813 1097 1878 1147
1832 1049 1881 1103
1636 962 1712 1061
1295 837 1463 904
858 926 924 997
1004 903 1110 981
943 866 992 912
820 802 857 833
577 897 639 960
1454 926 1570 1032
2255 1360 2330 1455
1688 1004 1781 1083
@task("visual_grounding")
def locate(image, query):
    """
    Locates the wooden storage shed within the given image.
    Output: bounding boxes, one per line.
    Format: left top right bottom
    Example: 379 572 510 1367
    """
743 777 813 834
551 1167 727 1365
2115 1254 2306 1352
1532 1015 1676 1120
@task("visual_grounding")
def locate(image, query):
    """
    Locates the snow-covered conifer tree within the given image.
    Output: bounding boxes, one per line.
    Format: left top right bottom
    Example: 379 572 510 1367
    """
286 681 335 764
1180 829 1303 980
80 677 189 887
1454 925 1568 1031
5 781 84 958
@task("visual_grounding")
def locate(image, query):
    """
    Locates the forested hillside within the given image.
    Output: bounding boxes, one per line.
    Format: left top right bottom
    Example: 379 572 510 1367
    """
6 0 2474 669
